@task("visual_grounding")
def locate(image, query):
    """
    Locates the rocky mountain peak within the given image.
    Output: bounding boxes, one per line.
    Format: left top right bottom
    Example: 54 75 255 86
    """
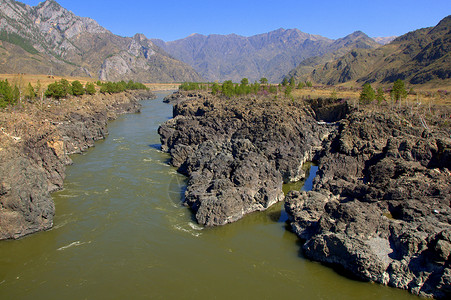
32 0 107 39
133 33 148 42
0 0 202 82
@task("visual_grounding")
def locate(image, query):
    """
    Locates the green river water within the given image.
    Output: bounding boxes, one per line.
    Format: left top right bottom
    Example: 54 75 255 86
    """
0 92 418 299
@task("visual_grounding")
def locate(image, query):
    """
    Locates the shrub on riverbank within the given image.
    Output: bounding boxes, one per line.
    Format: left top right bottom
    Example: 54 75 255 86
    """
99 80 149 94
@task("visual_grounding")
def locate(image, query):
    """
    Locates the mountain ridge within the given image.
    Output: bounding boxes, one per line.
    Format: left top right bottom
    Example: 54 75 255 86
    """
152 28 382 83
292 15 451 86
0 0 202 82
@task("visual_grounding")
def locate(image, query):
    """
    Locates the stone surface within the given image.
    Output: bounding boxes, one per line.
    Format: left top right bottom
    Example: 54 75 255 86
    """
161 91 450 298
285 108 451 299
159 91 345 226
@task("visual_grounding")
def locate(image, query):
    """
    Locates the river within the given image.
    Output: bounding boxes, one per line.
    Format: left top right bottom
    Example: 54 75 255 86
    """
0 92 418 299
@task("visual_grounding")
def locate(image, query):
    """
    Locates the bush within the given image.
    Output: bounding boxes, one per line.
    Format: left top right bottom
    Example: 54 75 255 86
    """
45 79 72 99
179 82 200 91
85 82 96 95
99 80 148 94
71 80 85 96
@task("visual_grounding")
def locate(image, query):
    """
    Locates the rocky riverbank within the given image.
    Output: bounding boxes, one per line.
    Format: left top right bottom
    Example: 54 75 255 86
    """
159 91 450 298
0 89 155 240
285 108 451 298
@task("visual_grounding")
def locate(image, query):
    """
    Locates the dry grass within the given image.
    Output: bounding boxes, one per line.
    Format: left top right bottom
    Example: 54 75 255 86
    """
0 73 96 89
291 85 451 107
145 83 179 91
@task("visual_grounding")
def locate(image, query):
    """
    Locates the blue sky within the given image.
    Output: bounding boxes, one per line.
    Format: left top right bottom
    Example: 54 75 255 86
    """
20 0 451 41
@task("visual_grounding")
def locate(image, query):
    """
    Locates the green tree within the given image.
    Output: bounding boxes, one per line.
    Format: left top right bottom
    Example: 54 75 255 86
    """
289 77 295 88
71 80 85 96
251 81 260 94
25 82 36 100
391 79 407 102
260 77 268 85
45 79 72 99
179 82 200 91
297 82 305 89
376 87 385 104
221 80 234 97
60 79 72 96
305 81 313 88
85 82 96 95
240 78 249 86
0 79 13 108
284 86 293 97
12 85 20 103
360 83 375 104
211 82 220 95
281 77 289 86
35 80 42 98
45 81 65 98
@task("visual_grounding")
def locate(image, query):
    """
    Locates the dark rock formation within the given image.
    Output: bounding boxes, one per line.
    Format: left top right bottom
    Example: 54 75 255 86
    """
159 91 343 225
160 90 450 298
0 90 155 240
285 109 451 299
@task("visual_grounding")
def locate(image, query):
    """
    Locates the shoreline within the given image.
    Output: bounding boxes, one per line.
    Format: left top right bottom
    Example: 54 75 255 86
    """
0 89 156 240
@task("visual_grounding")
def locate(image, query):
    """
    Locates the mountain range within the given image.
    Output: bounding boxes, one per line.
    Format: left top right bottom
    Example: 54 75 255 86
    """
289 15 451 86
0 0 448 86
152 29 382 83
0 0 202 82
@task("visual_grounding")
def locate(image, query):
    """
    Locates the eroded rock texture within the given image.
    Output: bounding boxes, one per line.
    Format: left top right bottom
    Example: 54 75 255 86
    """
285 109 451 299
160 91 450 298
159 91 342 226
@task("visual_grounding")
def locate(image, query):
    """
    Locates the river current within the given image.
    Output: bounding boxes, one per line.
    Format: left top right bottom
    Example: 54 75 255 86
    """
0 92 417 299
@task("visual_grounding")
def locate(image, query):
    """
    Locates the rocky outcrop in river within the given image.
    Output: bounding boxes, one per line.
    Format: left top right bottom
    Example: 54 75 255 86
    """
285 108 451 299
159 91 346 225
159 91 450 298
0 89 155 240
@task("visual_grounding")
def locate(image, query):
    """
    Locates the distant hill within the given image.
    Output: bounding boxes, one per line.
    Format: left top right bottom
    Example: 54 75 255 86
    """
286 31 380 83
0 0 202 82
293 16 451 86
153 29 382 83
